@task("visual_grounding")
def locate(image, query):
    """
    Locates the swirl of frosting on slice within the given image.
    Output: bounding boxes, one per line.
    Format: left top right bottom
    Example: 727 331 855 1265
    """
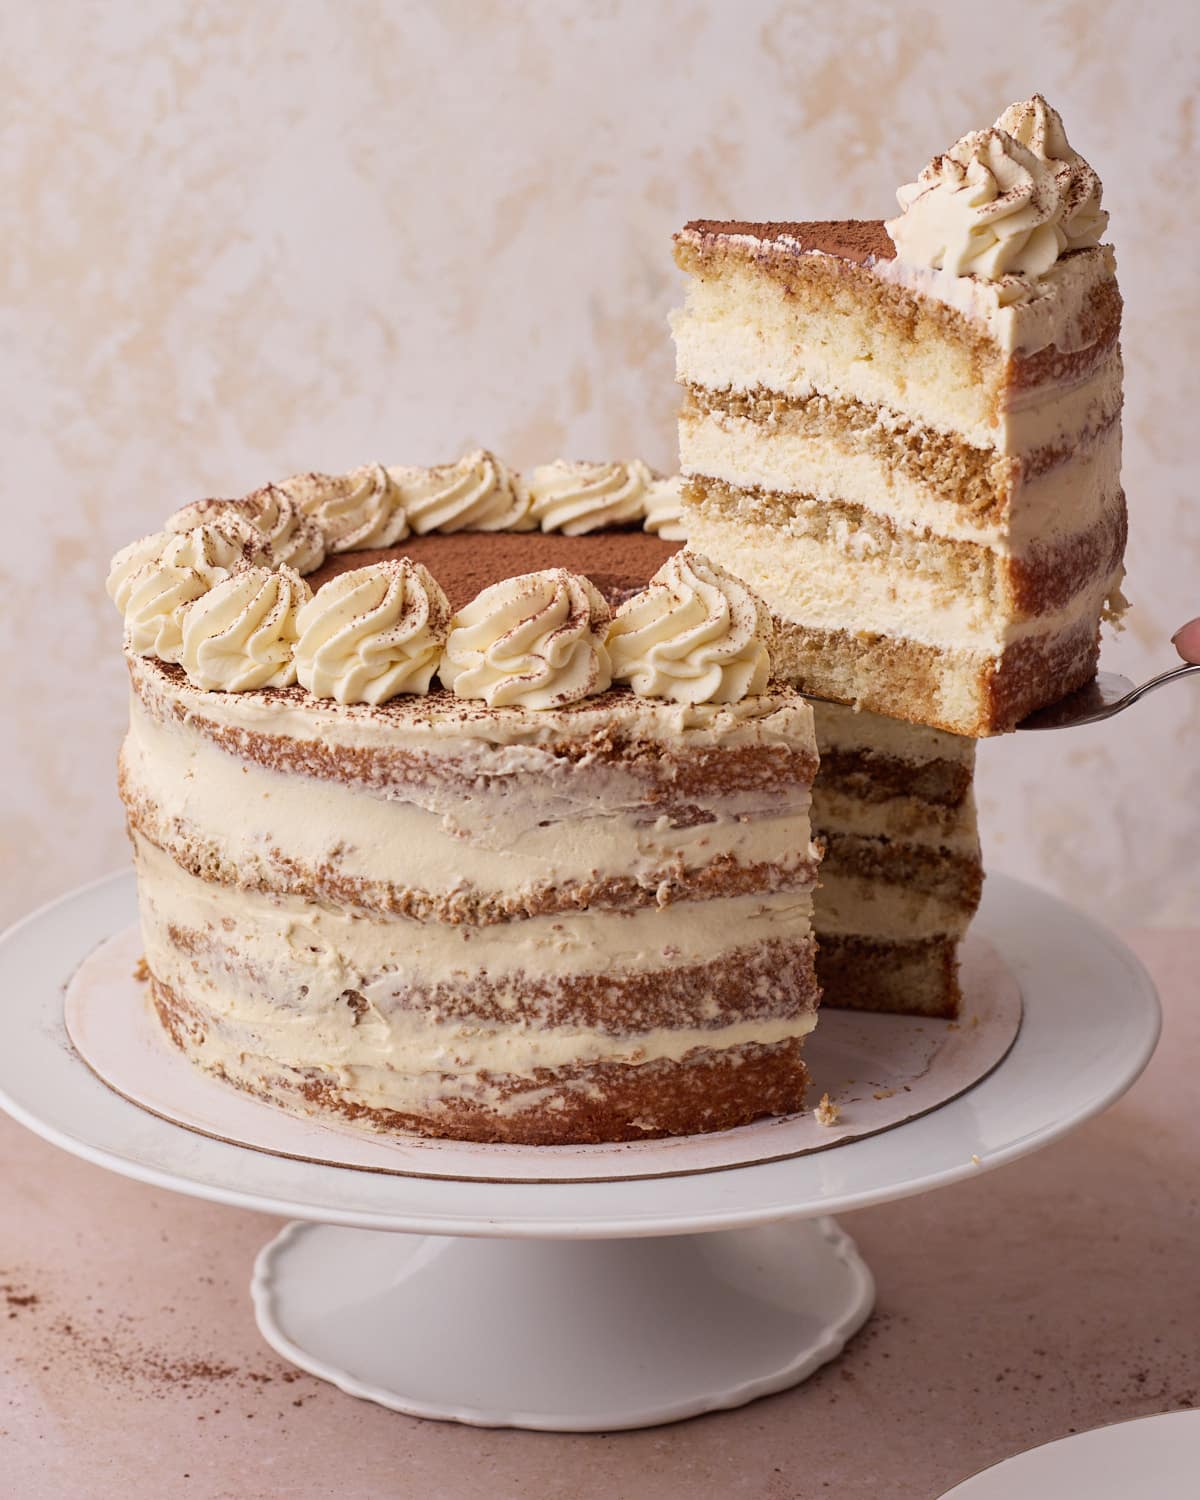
107 531 173 612
159 521 271 585
388 449 535 534
642 475 688 541
179 566 310 691
278 464 408 553
123 562 211 663
527 459 653 535
993 95 1107 251
168 485 326 574
295 559 451 703
440 569 612 709
886 127 1063 287
607 550 772 705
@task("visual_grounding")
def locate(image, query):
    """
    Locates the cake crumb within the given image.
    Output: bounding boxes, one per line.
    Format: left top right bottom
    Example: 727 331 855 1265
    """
872 1088 895 1101
814 1093 840 1127
970 1153 982 1166
132 956 150 983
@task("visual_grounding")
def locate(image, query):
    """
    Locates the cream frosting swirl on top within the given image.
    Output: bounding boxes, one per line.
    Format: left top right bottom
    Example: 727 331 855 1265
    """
886 127 1063 288
168 486 327 575
527 459 653 535
440 569 612 709
159 521 271 584
107 531 173 612
993 94 1107 251
388 449 535 534
122 561 212 664
607 550 772 705
642 475 688 541
278 464 409 553
295 560 451 704
179 566 310 691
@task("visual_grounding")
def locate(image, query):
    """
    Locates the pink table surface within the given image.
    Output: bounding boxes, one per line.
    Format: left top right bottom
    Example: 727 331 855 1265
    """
2 930 1197 1500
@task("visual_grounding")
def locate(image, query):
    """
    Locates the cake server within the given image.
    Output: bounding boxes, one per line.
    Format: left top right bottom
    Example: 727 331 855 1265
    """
1016 663 1200 730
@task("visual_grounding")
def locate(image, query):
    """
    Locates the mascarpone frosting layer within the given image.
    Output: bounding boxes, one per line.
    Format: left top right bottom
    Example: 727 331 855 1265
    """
122 688 818 905
685 510 1120 655
128 651 816 757
135 830 815 990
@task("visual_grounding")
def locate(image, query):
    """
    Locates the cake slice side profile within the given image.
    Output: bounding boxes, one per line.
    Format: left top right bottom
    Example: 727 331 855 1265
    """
672 97 1127 736
810 703 982 1018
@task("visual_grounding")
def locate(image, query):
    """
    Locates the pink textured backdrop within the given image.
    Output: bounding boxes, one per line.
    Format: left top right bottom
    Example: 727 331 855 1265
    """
3 0 1197 926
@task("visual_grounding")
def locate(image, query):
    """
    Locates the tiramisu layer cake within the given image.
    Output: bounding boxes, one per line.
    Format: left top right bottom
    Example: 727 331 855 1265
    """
108 455 822 1144
672 96 1126 736
810 704 981 1017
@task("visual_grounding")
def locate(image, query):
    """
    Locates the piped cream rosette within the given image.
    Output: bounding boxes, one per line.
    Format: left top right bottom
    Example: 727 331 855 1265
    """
295 559 451 704
886 94 1107 293
179 566 311 691
108 522 274 662
526 459 654 535
606 549 772 705
388 449 535 534
278 463 409 553
440 568 612 709
167 485 327 575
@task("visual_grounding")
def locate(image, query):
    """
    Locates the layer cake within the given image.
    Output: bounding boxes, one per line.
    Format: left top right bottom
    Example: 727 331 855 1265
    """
672 96 1127 736
810 703 981 1018
108 458 822 1144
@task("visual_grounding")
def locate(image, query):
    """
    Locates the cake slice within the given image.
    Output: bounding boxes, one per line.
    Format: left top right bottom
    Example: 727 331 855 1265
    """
809 702 981 1017
671 96 1126 736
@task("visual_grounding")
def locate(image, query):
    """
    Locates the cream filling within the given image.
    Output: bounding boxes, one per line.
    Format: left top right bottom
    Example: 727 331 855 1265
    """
871 246 1118 357
813 871 973 942
135 832 815 995
154 996 819 1113
679 386 1123 554
671 251 1118 449
812 786 980 854
122 699 816 899
812 700 976 765
128 654 816 761
687 511 1119 656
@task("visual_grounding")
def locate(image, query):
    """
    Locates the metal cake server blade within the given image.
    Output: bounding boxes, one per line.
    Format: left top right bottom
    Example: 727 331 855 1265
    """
1016 663 1200 730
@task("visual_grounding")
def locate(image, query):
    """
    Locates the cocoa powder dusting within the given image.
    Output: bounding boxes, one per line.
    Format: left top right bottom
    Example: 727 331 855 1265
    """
307 529 679 609
682 217 895 262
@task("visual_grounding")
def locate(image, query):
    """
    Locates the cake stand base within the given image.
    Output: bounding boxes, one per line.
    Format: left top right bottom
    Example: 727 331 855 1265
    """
251 1217 874 1431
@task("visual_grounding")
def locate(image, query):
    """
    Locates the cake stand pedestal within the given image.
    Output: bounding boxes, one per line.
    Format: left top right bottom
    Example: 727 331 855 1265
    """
0 873 1160 1431
252 1218 871 1429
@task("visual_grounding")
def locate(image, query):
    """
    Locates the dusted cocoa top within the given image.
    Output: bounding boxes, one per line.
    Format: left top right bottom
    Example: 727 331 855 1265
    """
681 218 895 264
309 530 681 612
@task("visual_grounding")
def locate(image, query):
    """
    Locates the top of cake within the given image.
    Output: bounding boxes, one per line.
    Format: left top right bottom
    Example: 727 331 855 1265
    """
682 218 896 264
676 96 1114 353
104 450 797 723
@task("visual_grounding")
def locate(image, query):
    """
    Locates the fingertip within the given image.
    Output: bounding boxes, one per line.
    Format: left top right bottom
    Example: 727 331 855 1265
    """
1171 617 1200 663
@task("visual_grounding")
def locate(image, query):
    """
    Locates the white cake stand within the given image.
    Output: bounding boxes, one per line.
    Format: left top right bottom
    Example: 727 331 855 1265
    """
0 872 1159 1431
